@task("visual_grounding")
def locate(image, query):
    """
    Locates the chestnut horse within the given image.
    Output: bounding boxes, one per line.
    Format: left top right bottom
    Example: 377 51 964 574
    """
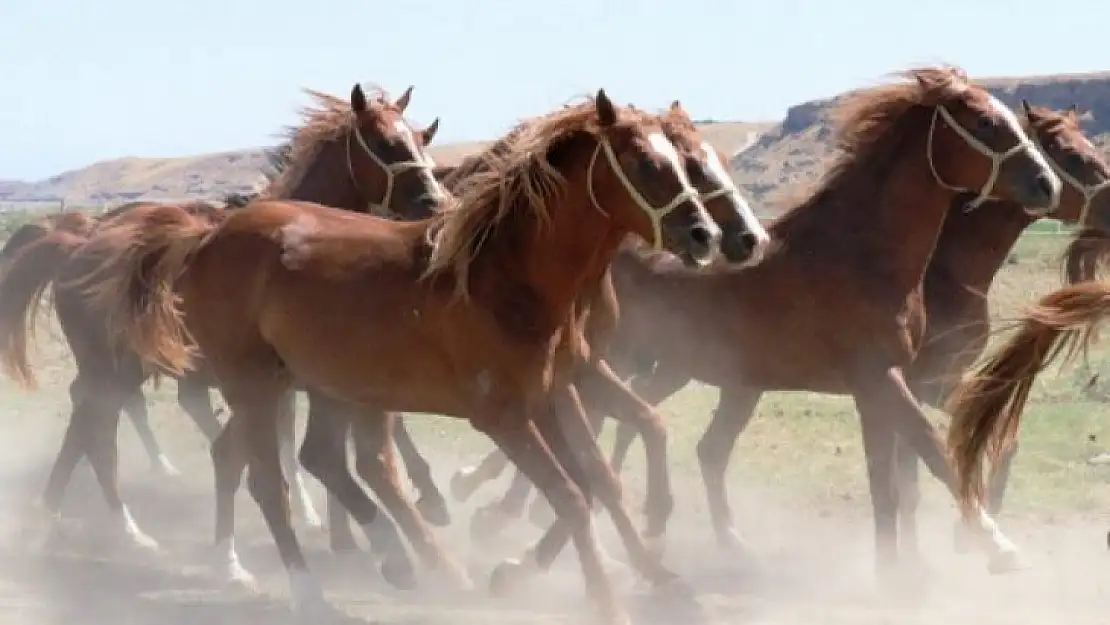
448 67 1064 587
71 91 723 624
0 83 445 550
321 101 772 554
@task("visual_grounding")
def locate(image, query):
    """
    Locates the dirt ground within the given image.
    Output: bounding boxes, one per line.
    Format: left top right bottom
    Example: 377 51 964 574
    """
0 407 1106 625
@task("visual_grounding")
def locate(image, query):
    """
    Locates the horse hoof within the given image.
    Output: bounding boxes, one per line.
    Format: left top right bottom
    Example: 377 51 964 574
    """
652 575 695 602
449 467 479 502
151 456 182 478
719 528 760 561
292 595 342 623
224 563 259 591
329 539 361 554
125 530 162 554
987 549 1030 575
380 554 419 591
489 558 533 598
469 506 512 544
527 500 556 528
416 495 452 527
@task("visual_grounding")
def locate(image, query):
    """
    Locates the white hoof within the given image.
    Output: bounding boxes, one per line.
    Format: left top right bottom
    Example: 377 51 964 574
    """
117 506 161 552
213 538 257 589
151 455 182 478
987 548 1030 575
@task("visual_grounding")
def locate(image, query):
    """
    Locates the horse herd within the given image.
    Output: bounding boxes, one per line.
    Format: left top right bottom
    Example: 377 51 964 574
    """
0 64 1108 625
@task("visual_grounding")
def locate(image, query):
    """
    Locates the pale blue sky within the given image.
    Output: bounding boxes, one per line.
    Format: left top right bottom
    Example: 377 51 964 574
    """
0 0 1103 180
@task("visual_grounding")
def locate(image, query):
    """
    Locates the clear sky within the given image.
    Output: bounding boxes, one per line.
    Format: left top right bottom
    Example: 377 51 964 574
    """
0 0 1103 181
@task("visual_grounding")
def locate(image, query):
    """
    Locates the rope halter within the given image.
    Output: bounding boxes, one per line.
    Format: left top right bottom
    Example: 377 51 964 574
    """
345 121 436 219
586 137 701 251
927 105 1034 212
1029 131 1110 226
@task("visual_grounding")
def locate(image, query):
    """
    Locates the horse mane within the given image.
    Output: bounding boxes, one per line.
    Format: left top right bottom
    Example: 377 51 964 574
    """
422 97 654 299
774 66 975 228
260 84 399 199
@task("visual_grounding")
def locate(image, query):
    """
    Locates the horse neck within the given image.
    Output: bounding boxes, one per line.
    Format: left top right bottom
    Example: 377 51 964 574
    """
928 201 1035 290
779 128 956 296
472 154 624 339
283 142 366 211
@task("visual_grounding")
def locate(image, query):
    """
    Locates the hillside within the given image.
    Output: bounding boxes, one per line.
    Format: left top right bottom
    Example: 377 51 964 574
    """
4 69 1110 213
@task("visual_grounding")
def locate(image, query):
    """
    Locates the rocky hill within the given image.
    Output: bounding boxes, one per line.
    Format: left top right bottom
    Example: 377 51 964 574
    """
4 70 1110 215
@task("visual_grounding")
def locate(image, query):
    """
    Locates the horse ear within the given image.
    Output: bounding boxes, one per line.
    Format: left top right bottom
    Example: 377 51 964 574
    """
422 117 440 146
351 84 367 113
596 89 617 127
670 100 682 112
1021 99 1034 118
395 85 414 112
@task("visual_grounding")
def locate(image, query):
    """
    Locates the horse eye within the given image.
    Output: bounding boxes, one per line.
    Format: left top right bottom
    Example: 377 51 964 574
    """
975 116 995 133
1066 152 1086 172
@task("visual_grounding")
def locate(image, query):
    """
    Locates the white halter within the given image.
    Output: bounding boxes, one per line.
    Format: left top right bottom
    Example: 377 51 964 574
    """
345 122 434 218
1030 131 1110 226
926 105 1034 212
586 138 701 251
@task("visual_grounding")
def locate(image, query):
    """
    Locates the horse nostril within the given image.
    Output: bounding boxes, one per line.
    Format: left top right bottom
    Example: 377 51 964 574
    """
1035 173 1055 200
739 231 758 251
690 225 712 249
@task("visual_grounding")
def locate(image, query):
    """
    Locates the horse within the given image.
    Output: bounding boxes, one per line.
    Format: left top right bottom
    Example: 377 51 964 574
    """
69 90 725 625
0 83 445 551
320 100 772 555
449 66 1065 589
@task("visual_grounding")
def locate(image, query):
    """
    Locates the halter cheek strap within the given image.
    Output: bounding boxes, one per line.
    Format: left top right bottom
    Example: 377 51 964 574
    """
586 138 700 251
927 105 1034 213
1029 133 1110 226
345 125 434 219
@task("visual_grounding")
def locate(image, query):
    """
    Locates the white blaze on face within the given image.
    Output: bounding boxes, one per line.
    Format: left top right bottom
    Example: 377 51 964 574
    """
392 119 447 200
700 140 770 248
987 94 1061 203
646 132 698 194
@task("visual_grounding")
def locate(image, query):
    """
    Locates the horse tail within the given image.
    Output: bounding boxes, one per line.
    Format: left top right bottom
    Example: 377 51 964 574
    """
70 205 219 377
946 280 1110 517
0 229 90 388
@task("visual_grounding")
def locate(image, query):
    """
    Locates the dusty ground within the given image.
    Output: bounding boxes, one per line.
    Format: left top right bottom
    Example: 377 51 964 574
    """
0 397 1106 625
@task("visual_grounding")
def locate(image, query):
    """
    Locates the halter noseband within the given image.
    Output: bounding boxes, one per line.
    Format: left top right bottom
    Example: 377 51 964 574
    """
345 122 435 218
586 138 701 251
926 105 1034 213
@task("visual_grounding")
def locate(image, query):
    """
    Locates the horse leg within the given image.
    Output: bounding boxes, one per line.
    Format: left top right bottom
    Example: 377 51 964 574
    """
449 447 512 502
853 367 1022 577
469 464 536 541
122 389 180 477
851 387 904 593
177 374 224 441
82 372 160 552
986 442 1018 517
298 394 416 589
478 414 630 625
209 413 255 587
393 416 451 527
696 384 763 553
350 411 472 590
578 360 674 554
276 390 323 530
39 376 97 544
892 433 924 564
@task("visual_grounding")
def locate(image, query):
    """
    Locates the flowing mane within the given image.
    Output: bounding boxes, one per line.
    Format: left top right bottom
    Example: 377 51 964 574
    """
422 97 655 299
772 67 974 232
260 84 400 199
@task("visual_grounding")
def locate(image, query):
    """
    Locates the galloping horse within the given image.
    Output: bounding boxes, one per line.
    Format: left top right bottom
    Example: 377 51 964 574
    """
450 66 1063 587
321 100 772 554
71 91 724 625
0 83 445 550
